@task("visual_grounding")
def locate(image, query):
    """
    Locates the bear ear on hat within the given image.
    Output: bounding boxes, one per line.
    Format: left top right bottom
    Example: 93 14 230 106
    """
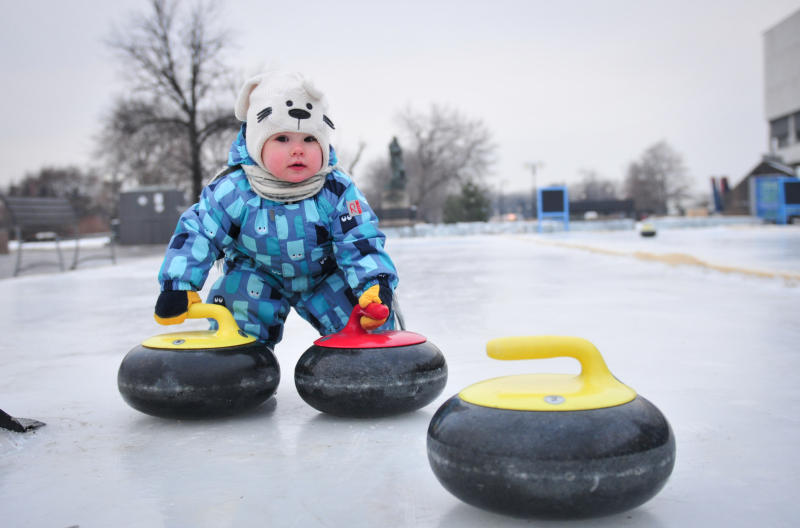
301 77 323 101
234 74 264 121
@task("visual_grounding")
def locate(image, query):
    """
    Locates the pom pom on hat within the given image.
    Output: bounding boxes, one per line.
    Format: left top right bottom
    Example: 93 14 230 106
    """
235 71 336 173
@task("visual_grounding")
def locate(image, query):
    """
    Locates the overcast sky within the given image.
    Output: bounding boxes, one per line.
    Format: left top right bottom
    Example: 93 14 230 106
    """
1 0 798 197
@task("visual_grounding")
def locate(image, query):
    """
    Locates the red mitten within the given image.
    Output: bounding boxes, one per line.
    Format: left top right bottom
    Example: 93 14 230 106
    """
358 284 391 330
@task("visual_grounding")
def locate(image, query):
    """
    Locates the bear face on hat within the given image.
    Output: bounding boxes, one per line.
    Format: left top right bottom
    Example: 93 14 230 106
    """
235 71 336 174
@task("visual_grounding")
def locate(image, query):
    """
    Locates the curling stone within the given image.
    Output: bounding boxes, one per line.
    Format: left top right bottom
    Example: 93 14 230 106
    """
294 305 447 417
640 222 657 237
427 336 675 519
118 303 280 419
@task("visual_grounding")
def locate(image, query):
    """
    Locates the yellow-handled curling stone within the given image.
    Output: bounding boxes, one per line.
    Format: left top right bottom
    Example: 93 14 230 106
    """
639 222 657 237
426 336 675 518
118 303 280 419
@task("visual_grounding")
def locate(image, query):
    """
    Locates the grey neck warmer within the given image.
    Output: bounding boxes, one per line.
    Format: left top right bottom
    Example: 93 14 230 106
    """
242 164 332 203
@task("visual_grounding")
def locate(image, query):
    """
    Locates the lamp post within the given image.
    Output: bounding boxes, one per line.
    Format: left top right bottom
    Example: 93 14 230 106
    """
524 162 544 218
499 179 507 218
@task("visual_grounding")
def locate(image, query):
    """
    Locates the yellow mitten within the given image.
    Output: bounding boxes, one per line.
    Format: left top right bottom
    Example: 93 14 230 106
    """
154 290 202 325
358 284 391 330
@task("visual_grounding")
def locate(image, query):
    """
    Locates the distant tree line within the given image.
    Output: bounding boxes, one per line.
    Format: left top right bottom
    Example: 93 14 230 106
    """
2 0 695 229
490 141 691 220
567 141 691 218
4 166 114 224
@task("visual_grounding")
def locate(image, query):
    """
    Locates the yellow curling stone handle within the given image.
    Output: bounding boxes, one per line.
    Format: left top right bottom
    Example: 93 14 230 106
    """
142 303 256 350
459 336 637 411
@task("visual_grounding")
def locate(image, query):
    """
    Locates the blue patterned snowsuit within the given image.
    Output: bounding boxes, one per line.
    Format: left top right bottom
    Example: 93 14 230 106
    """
158 125 398 346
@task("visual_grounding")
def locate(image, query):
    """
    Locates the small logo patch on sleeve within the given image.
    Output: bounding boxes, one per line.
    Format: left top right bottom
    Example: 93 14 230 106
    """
347 200 363 216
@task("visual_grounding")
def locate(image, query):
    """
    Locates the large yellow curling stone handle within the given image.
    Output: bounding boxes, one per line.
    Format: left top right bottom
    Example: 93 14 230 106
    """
186 303 245 342
487 336 618 389
459 336 636 411
143 303 256 350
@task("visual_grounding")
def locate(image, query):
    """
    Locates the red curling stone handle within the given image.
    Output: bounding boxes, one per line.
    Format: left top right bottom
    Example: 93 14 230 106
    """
313 304 426 349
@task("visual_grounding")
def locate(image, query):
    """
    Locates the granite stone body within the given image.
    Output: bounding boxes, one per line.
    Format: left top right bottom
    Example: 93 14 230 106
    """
427 395 675 518
295 341 447 417
118 342 280 419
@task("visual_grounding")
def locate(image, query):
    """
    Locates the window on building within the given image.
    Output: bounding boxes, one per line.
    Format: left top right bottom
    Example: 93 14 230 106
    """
770 116 790 148
794 111 800 142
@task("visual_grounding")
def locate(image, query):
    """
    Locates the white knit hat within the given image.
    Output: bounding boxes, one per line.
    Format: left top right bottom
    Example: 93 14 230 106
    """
234 71 335 173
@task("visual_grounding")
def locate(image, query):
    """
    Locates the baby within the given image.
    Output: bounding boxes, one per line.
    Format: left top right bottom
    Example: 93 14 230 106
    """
154 71 398 347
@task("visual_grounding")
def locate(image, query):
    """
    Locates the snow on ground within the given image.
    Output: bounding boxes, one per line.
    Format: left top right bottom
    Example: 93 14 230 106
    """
1 223 799 527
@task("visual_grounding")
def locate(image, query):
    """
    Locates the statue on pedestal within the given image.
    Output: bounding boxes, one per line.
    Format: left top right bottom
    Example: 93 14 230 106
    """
389 137 406 192
381 137 415 226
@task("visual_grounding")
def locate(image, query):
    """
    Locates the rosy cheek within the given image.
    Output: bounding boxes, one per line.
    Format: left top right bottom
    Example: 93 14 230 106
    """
261 147 281 172
312 145 324 170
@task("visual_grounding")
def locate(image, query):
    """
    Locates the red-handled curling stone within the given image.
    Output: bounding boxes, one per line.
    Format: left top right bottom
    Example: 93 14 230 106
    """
294 305 447 417
118 303 280 419
427 336 675 519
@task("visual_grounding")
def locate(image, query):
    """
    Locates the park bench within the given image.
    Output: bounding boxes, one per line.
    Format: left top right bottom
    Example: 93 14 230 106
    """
0 195 116 276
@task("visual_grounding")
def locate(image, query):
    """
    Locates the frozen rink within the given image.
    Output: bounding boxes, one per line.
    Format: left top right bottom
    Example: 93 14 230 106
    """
1 223 799 527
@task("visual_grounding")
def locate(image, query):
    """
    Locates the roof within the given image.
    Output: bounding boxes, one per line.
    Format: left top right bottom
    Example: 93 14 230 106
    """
746 156 797 178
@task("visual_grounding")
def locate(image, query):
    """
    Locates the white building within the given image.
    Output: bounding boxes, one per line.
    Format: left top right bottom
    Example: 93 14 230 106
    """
764 8 800 169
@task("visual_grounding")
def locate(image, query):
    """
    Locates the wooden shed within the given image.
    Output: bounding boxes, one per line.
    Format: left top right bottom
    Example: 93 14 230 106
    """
723 156 796 215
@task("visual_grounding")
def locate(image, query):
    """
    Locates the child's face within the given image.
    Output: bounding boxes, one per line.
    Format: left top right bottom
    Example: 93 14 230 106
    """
261 132 323 183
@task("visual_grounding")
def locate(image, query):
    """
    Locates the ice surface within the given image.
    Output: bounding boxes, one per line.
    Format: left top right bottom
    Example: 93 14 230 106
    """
1 223 799 527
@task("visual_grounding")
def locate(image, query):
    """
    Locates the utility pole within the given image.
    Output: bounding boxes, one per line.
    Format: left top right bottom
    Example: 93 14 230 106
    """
524 162 544 218
498 179 507 219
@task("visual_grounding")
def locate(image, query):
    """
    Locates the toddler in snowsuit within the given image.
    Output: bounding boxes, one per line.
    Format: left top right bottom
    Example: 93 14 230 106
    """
154 71 398 346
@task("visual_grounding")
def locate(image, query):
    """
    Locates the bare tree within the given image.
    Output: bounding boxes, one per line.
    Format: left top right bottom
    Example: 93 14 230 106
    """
623 141 691 216
341 141 367 176
396 104 496 222
97 98 188 192
570 169 620 201
103 0 239 200
359 157 391 210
